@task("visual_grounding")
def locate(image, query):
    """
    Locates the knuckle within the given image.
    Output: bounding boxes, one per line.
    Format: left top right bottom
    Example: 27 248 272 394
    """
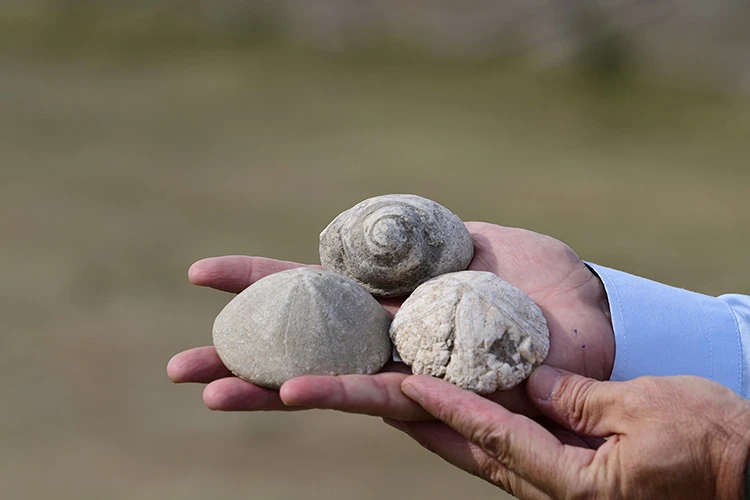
630 376 660 396
620 377 656 409
371 375 393 408
619 388 646 410
477 459 507 489
472 425 513 466
487 468 516 496
557 376 600 435
479 460 524 498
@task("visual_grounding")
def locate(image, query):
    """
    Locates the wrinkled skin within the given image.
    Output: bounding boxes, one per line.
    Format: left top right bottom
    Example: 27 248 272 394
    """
168 221 615 419
393 368 750 500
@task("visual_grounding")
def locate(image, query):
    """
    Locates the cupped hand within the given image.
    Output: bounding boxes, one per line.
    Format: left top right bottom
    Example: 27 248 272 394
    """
392 368 750 499
167 221 615 419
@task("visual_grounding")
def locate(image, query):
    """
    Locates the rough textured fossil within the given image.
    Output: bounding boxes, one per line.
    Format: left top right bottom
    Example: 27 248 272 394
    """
319 194 474 298
213 268 393 389
390 271 549 393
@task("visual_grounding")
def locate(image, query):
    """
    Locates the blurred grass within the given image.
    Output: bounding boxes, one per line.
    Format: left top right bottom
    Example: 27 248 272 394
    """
0 3 285 54
1 32 749 500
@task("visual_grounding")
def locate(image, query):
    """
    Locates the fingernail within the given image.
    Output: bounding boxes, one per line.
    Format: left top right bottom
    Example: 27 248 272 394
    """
531 365 563 401
383 418 407 433
166 356 184 383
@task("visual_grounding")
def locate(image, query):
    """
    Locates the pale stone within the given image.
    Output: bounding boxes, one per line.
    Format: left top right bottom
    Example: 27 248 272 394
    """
213 268 393 389
319 194 474 298
390 271 549 393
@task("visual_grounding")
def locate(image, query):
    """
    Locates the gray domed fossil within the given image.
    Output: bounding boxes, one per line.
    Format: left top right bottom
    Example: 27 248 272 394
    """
390 271 549 393
319 194 474 298
212 268 392 389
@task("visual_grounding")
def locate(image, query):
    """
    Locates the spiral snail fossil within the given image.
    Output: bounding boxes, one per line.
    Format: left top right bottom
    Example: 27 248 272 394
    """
319 194 474 297
390 271 550 393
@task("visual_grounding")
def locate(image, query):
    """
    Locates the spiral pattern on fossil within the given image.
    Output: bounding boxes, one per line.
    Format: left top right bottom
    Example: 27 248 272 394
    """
319 194 474 297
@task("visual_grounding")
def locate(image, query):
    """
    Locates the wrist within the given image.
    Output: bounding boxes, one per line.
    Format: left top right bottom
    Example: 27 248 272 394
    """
584 263 615 379
713 399 750 499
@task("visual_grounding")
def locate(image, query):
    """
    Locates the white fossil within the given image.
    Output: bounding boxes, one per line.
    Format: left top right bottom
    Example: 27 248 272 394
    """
390 271 549 393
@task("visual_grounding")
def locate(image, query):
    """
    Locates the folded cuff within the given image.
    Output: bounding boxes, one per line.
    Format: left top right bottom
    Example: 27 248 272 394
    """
586 263 743 396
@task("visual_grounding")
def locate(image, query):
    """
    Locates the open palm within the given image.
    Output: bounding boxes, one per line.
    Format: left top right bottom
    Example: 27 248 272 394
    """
168 221 614 419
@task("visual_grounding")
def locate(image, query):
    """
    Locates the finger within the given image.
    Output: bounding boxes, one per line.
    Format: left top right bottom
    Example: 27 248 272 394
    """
535 416 606 450
280 369 432 421
484 383 539 416
383 419 491 477
167 347 233 383
527 366 627 436
401 375 590 495
188 256 316 293
379 297 403 318
381 361 412 374
188 256 402 316
546 427 605 450
387 419 552 500
203 377 308 411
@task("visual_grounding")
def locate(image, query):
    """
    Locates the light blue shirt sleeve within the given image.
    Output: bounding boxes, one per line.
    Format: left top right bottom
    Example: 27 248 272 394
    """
586 263 750 398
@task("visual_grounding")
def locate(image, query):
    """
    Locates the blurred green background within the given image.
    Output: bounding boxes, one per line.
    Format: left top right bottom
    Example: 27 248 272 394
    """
2 2 749 499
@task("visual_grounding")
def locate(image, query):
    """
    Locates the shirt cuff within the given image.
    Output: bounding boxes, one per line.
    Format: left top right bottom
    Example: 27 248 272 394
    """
586 263 743 397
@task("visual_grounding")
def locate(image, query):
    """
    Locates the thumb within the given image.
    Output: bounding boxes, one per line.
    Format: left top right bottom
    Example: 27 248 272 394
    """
527 365 628 437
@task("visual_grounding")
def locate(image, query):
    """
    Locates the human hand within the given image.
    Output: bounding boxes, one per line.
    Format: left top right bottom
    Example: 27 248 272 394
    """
392 367 750 499
167 221 615 419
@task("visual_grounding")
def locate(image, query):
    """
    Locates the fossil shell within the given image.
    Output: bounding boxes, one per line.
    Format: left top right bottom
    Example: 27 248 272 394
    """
213 268 393 389
390 271 549 393
319 194 474 298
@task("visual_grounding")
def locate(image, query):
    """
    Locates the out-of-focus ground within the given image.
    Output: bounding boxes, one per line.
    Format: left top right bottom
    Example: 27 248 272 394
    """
2 5 750 500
